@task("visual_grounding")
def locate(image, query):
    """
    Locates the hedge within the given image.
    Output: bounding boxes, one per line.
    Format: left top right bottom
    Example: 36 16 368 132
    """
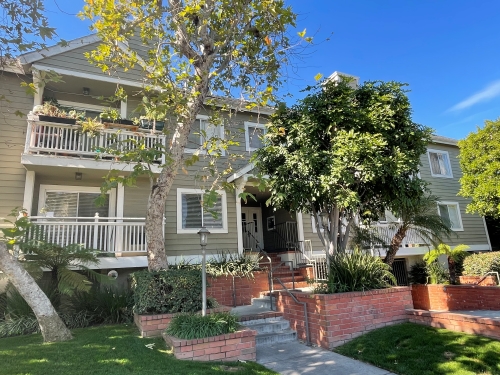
462 251 500 276
130 269 217 315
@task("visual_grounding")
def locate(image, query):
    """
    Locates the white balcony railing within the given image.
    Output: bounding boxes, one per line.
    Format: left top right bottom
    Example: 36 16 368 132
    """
24 118 166 163
366 223 429 248
27 214 160 253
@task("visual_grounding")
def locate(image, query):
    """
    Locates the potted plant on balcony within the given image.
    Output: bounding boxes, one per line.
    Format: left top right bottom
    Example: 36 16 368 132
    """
32 102 84 125
80 117 104 137
137 95 166 132
100 108 138 130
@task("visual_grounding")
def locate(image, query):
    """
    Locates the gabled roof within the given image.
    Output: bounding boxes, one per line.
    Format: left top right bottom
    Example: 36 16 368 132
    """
431 135 458 146
19 35 100 64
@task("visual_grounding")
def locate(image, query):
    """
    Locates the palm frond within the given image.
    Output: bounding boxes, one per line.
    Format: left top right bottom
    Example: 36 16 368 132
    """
57 268 92 296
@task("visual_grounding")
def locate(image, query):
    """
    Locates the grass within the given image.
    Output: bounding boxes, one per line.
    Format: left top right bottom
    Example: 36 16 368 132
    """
0 324 277 375
335 323 500 375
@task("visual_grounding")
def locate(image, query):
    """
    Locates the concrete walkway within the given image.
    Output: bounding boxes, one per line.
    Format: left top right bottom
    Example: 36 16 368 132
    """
257 341 396 375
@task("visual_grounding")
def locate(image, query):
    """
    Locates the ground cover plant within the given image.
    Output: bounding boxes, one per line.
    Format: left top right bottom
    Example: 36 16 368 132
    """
0 324 277 375
166 312 239 340
335 322 500 375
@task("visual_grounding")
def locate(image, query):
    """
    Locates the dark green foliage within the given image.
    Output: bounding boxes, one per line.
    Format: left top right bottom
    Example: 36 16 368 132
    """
336 323 500 375
426 262 450 284
408 261 428 284
166 312 239 340
130 269 217 314
316 251 396 293
462 251 500 276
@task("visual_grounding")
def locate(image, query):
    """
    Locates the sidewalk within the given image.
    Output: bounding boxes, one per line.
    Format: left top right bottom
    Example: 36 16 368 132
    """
257 341 396 375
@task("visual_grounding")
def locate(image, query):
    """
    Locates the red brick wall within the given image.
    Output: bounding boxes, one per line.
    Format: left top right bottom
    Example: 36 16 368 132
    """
207 271 269 307
408 309 500 340
274 287 413 348
163 328 257 362
459 276 497 286
134 306 232 337
411 284 500 311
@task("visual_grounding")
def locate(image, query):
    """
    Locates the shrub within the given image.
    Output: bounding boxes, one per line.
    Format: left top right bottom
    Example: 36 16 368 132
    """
426 262 450 284
165 312 239 340
408 261 428 284
317 251 396 293
130 269 218 315
462 251 500 276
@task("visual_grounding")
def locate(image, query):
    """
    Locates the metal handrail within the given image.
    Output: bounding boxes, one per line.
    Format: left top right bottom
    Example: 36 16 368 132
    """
274 277 311 346
475 271 500 286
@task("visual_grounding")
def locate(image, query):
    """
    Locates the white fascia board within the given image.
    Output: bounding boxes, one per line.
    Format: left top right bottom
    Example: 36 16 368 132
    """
19 35 101 64
21 154 162 174
227 163 255 183
32 64 144 88
431 135 459 146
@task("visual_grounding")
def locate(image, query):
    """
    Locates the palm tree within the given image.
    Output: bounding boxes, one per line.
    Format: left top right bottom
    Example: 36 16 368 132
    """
382 195 453 266
424 244 469 284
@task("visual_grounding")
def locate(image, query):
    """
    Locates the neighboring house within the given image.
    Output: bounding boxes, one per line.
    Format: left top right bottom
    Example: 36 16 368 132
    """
0 37 491 285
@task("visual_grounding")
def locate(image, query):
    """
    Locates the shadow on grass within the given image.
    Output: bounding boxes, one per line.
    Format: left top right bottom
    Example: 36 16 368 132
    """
335 322 500 375
0 325 275 375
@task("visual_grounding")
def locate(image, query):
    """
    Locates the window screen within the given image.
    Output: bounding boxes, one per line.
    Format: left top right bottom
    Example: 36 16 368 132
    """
438 204 461 230
429 151 452 177
181 193 223 229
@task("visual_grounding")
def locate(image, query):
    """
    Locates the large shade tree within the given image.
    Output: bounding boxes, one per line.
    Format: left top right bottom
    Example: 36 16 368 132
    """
254 78 432 255
458 118 500 218
81 0 300 271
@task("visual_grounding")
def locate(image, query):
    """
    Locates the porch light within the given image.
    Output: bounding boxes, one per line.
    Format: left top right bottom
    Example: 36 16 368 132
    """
75 172 82 180
319 211 329 230
197 227 210 316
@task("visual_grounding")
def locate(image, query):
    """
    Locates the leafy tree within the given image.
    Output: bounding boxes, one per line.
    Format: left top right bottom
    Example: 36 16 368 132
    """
0 210 72 342
458 118 500 218
81 0 301 271
255 78 432 256
424 243 469 284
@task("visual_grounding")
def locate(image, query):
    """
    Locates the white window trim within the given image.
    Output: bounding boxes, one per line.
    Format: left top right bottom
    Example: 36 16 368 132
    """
427 149 453 178
176 188 228 234
437 201 464 232
244 122 266 152
38 185 116 217
185 115 225 156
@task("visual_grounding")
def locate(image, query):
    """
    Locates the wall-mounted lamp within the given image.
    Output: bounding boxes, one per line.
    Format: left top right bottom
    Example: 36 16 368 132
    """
75 172 83 180
83 87 90 96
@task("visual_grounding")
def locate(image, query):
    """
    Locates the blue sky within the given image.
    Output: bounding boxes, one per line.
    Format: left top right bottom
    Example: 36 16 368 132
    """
44 0 500 140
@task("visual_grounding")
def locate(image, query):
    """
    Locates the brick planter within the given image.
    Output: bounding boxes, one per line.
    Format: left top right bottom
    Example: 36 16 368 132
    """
274 286 413 349
162 328 257 361
411 284 500 311
459 275 497 286
134 306 232 338
207 271 270 307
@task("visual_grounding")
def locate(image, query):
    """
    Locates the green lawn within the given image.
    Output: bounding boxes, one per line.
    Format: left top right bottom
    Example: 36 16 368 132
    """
0 324 276 375
335 323 500 375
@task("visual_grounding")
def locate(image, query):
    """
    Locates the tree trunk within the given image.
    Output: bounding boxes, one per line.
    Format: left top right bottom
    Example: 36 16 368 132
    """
0 243 72 342
145 76 211 271
384 226 407 266
448 257 457 284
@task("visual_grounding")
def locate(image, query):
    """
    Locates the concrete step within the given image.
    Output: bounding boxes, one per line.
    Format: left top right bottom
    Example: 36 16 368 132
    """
255 329 297 346
243 318 290 334
251 297 276 309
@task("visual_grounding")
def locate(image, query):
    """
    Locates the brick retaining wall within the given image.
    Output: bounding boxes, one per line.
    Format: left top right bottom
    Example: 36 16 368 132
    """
163 328 257 361
458 276 497 286
274 286 413 348
411 284 500 311
408 309 500 340
134 306 232 337
207 272 269 307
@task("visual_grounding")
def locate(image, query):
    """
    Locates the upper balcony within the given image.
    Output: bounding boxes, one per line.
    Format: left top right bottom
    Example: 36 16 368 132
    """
21 115 166 172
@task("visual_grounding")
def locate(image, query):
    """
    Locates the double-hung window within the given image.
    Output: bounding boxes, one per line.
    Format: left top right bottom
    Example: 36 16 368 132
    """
427 149 453 178
244 122 266 151
437 202 463 231
186 115 225 155
176 188 228 233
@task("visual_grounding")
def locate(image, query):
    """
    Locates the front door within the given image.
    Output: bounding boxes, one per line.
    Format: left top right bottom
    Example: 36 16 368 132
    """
241 207 264 250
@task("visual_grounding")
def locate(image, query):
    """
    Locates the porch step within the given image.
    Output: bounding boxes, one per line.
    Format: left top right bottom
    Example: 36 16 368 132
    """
251 297 276 310
243 317 290 334
255 329 297 346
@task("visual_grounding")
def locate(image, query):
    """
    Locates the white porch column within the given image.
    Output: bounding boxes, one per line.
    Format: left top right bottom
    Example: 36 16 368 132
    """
115 177 125 253
235 177 248 255
120 100 127 119
296 211 305 244
22 171 35 215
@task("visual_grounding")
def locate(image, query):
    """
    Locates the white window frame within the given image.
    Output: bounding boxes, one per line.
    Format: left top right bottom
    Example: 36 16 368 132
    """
185 115 225 156
176 188 228 234
437 201 464 232
244 122 266 152
38 185 117 217
427 149 453 178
